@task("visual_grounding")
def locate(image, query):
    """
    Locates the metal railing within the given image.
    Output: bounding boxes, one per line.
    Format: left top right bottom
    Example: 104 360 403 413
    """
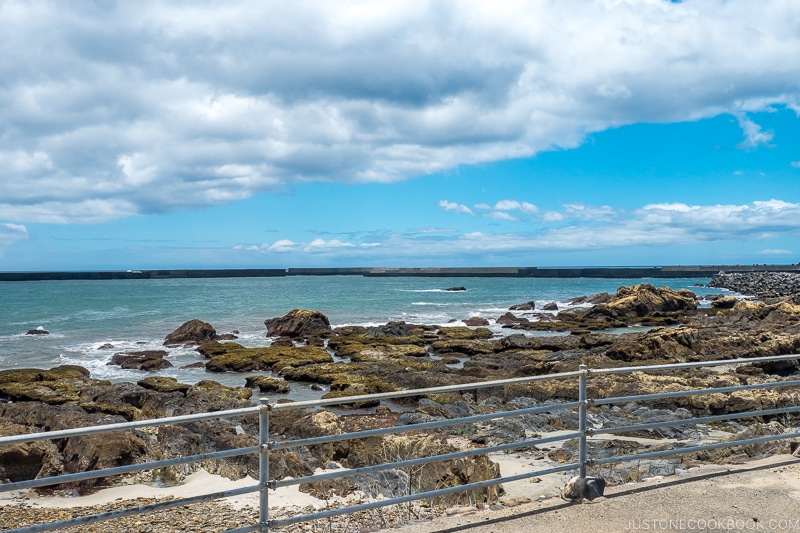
2 353 800 532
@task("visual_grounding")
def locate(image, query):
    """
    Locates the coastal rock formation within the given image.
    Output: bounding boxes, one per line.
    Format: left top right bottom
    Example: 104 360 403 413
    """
590 284 697 317
25 328 49 335
199 342 332 373
464 317 490 326
164 319 219 347
708 271 800 299
444 286 466 292
244 375 291 393
108 350 173 371
264 309 332 338
509 301 536 311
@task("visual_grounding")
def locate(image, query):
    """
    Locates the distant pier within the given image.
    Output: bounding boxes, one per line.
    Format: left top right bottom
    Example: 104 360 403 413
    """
1 264 799 281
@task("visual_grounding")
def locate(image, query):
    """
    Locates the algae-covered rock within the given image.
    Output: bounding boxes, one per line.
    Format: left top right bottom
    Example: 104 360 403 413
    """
591 284 697 318
137 376 192 395
108 350 173 371
264 309 332 338
201 343 332 372
245 375 291 393
164 319 218 347
437 326 494 340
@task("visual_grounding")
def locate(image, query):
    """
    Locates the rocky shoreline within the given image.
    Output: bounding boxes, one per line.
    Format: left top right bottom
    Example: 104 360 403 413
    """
2 279 800 530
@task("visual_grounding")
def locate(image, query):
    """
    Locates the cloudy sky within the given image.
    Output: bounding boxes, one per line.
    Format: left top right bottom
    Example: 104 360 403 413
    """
2 0 800 271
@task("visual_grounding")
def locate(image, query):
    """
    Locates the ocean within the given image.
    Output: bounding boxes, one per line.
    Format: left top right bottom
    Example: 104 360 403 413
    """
0 275 719 395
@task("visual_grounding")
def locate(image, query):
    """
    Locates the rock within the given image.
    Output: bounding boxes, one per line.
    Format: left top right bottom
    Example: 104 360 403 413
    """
708 271 800 299
464 317 490 326
509 301 535 311
25 328 49 335
436 326 493 340
108 351 173 371
244 375 291 393
588 284 697 318
542 302 559 311
164 319 218 347
98 343 115 349
711 296 738 309
264 309 332 338
137 376 191 395
200 343 332 373
496 312 528 325
444 286 467 291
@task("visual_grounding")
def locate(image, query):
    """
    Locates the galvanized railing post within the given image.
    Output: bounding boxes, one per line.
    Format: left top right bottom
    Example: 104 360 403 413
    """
578 364 588 478
259 398 270 531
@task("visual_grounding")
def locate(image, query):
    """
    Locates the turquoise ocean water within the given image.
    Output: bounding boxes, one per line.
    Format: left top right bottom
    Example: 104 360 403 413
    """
0 276 719 394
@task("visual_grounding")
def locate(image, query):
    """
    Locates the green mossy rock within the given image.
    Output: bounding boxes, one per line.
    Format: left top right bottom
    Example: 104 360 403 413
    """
245 375 291 393
137 376 192 395
201 343 332 372
0 365 90 384
437 326 494 340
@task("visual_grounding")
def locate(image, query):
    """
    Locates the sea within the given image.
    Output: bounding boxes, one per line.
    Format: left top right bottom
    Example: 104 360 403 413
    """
0 275 723 399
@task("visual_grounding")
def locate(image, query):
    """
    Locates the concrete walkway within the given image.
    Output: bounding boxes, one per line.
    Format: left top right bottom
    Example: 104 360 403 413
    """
392 454 800 533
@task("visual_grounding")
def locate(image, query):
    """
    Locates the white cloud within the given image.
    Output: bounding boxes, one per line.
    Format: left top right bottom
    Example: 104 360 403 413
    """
736 115 774 149
485 211 518 221
268 240 297 252
0 223 29 247
493 200 538 214
303 238 355 252
791 161 800 168
758 248 792 255
2 1 800 224
438 200 473 215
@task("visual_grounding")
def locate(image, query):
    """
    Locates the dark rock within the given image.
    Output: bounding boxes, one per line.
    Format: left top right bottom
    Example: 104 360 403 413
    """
164 319 218 347
444 286 466 291
496 312 528 325
711 296 738 309
542 302 559 311
264 309 332 338
98 343 115 350
464 317 490 326
180 362 206 369
708 272 800 299
108 351 173 371
25 329 49 335
510 301 536 311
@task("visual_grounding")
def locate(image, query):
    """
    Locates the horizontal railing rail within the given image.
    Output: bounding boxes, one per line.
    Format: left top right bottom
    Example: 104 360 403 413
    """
1 353 799 532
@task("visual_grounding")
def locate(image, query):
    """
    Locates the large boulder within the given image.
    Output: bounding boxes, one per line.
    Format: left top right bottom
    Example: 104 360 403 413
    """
587 284 697 318
164 319 218 347
264 309 332 338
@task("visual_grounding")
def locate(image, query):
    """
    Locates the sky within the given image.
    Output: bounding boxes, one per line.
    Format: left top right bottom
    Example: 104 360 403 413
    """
1 0 800 271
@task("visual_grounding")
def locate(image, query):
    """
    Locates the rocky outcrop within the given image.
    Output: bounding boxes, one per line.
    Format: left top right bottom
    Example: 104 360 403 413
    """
200 343 332 373
25 329 49 335
590 284 697 318
264 309 332 339
108 350 173 371
164 319 219 347
509 301 535 311
464 317 490 326
244 375 290 393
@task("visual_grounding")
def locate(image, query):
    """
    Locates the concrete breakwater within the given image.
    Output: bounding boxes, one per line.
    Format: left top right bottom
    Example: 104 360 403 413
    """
2 264 799 281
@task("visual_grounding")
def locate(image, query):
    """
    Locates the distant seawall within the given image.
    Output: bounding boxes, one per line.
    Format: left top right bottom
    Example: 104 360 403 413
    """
2 265 799 281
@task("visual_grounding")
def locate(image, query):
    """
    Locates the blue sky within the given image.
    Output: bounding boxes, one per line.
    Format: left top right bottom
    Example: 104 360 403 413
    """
1 1 799 270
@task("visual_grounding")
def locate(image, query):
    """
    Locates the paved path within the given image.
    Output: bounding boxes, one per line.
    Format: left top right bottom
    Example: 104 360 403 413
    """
392 454 800 533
